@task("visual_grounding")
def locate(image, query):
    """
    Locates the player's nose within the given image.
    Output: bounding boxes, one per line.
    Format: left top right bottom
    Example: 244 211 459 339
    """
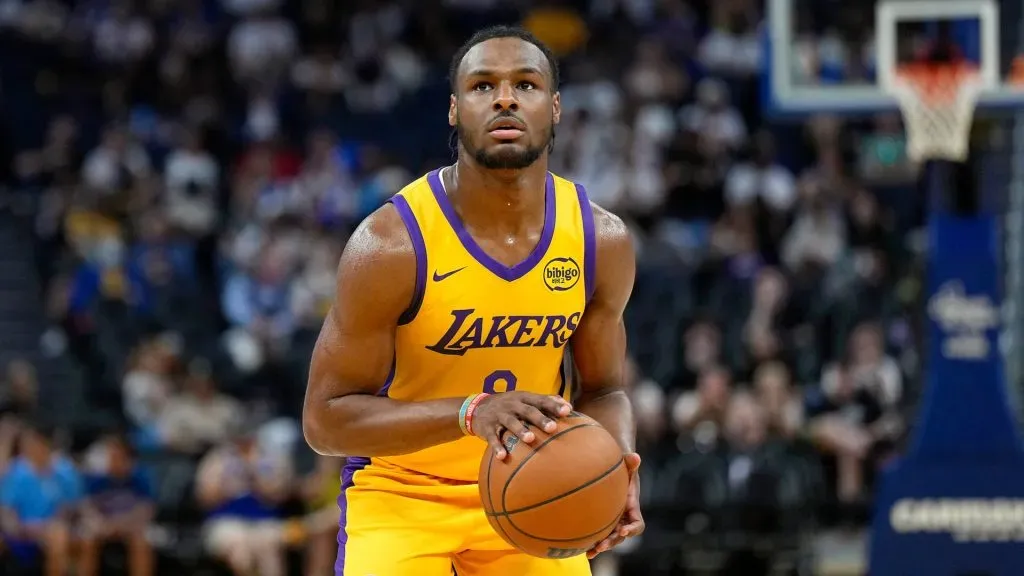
492 82 518 111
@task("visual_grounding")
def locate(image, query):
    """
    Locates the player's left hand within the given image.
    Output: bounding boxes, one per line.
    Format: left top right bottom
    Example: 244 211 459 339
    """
586 452 643 559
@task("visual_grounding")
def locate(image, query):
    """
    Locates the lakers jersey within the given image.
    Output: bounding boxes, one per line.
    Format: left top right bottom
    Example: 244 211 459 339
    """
376 168 596 481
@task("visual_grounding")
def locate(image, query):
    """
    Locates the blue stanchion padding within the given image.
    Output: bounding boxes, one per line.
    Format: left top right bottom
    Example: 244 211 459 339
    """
870 215 1024 576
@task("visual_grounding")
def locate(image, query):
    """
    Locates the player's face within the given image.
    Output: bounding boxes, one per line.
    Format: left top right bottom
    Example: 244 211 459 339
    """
450 37 561 170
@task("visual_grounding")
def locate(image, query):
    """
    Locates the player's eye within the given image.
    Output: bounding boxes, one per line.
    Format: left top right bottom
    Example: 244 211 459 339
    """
472 82 493 92
518 81 536 91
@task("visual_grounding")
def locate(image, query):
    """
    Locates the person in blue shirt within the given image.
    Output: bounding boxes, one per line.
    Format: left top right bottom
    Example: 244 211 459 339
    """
0 421 81 576
78 432 155 576
196 427 293 576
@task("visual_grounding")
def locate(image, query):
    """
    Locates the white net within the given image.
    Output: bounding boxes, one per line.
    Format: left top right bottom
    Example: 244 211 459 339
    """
887 64 985 162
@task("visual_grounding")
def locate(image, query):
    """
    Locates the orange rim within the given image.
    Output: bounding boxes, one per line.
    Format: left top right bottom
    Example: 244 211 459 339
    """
894 62 981 106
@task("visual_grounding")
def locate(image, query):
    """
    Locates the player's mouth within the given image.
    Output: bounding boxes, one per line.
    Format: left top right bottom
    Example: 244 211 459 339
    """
488 117 526 140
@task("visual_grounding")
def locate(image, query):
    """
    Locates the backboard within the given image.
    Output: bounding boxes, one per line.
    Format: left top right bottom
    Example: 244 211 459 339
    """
765 0 1024 116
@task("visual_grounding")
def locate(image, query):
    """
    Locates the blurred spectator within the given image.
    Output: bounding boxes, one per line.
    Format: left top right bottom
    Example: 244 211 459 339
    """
625 38 688 104
81 124 152 199
221 241 297 372
0 359 39 420
672 366 733 447
196 427 293 576
130 210 199 298
346 1 409 62
723 391 770 466
299 455 341 576
13 115 80 189
158 358 244 454
91 1 155 67
0 418 20 476
752 361 804 440
808 322 904 512
291 40 347 115
781 176 847 276
633 383 667 444
551 107 631 212
710 204 762 280
289 234 343 331
719 390 787 562
699 0 762 77
725 131 796 212
79 433 155 576
163 128 220 239
680 79 747 152
66 233 153 319
671 318 724 390
298 129 356 230
739 267 801 374
0 422 80 576
845 187 896 295
227 7 297 84
122 337 176 445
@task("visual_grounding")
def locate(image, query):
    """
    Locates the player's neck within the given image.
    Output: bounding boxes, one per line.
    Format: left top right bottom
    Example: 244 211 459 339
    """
447 158 548 227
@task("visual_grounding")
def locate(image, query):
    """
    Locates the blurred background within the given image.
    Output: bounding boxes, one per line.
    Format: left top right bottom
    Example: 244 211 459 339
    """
0 0 1007 574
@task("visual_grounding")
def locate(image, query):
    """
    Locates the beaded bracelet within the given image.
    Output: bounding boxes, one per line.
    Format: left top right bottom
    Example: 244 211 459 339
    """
458 395 475 435
464 393 490 436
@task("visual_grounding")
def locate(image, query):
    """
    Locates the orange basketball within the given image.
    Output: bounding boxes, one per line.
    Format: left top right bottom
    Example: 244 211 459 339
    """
478 412 629 559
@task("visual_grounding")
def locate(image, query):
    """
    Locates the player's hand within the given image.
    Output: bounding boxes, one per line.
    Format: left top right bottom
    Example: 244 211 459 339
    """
587 453 644 559
472 391 572 460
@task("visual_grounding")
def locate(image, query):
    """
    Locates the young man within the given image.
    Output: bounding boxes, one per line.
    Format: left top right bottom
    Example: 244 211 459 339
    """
0 422 80 576
78 433 155 576
303 25 643 576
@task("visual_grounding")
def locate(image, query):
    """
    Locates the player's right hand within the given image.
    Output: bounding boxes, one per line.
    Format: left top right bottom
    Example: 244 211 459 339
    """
471 392 572 460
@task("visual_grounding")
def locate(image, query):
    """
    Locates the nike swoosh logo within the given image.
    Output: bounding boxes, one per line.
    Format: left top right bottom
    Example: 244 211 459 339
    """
433 267 466 282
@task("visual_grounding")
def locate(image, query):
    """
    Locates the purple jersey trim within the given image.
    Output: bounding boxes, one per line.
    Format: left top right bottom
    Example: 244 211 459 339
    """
335 456 370 575
574 183 597 302
388 195 427 325
426 169 556 282
377 358 396 397
557 351 570 399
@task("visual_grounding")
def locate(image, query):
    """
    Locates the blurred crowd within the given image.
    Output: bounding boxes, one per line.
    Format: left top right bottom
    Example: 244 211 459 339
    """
0 0 932 574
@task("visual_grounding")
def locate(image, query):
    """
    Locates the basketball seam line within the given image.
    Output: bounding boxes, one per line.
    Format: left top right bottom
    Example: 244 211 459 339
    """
485 458 625 517
506 501 627 544
499 422 599 515
484 445 518 548
494 421 626 545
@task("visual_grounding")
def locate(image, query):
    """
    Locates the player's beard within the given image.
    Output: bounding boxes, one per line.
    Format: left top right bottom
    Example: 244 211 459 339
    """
457 116 554 170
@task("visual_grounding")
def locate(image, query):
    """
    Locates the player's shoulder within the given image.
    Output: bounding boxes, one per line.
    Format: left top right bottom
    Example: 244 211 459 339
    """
340 178 434 279
345 201 410 263
589 202 630 248
346 171 433 261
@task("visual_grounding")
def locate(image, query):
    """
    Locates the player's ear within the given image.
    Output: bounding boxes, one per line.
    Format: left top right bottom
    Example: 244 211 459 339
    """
552 91 561 125
449 94 457 127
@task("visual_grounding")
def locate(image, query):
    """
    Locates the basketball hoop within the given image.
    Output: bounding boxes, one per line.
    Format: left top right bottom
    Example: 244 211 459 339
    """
886 62 985 162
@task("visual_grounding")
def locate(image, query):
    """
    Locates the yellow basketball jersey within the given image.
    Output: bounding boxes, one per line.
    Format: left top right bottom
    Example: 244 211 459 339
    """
374 168 596 481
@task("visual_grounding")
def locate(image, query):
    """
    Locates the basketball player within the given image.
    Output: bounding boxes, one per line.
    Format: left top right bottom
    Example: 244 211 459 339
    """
303 26 643 576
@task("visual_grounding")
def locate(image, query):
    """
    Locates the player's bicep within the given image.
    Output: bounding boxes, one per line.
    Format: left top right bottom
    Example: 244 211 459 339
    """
571 208 636 394
306 203 417 403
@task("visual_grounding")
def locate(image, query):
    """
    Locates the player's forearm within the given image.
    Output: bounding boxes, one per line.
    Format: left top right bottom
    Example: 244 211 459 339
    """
303 393 467 457
576 388 636 454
